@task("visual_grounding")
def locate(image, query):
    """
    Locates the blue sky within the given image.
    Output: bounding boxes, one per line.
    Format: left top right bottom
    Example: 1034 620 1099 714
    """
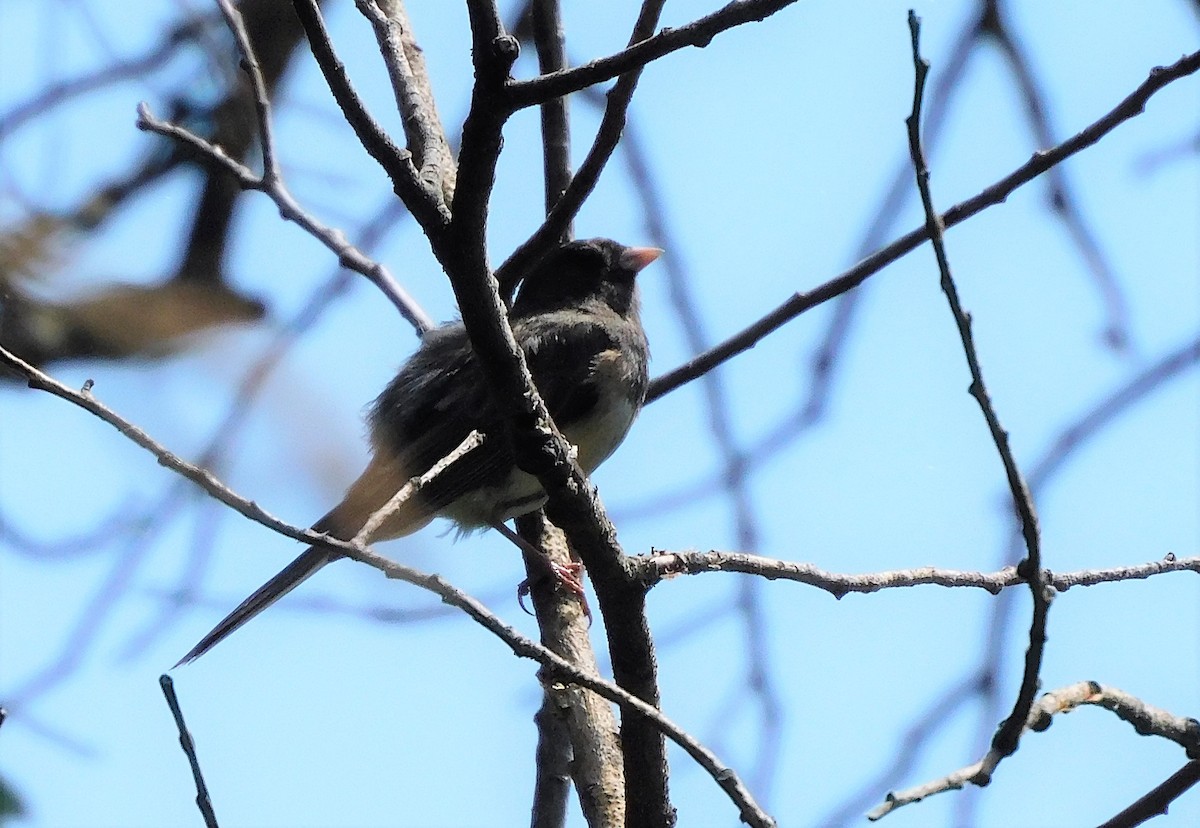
2 1 1198 826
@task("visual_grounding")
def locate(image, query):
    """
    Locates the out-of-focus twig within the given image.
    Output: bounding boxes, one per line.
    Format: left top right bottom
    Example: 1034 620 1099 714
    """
135 13 432 334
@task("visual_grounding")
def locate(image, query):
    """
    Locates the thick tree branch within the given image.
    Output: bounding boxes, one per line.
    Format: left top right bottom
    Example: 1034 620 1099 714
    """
442 5 681 824
518 514 625 828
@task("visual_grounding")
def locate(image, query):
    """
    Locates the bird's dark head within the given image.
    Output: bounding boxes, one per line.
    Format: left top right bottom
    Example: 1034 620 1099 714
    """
512 238 661 318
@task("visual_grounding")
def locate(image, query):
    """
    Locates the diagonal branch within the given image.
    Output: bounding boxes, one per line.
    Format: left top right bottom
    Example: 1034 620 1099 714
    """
869 682 1200 820
135 103 433 333
1097 761 1200 828
0 341 772 828
645 46 1200 402
496 0 666 296
506 0 801 110
354 0 457 207
212 0 280 183
289 0 450 233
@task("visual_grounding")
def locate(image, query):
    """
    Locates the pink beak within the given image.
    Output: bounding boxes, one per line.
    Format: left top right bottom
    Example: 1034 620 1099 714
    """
620 246 664 273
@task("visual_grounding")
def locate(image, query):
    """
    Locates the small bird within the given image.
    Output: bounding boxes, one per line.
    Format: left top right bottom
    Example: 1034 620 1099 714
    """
176 238 660 665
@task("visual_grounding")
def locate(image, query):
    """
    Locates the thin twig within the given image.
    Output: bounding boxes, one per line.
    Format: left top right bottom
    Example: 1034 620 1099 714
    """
160 675 219 828
869 682 1200 820
213 0 278 182
135 102 432 332
645 47 1200 402
353 431 484 543
634 551 1199 595
906 9 1047 767
496 0 667 296
1097 761 1200 828
506 0 801 110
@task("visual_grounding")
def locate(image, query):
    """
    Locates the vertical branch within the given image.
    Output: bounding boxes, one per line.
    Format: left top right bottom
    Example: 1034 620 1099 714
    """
523 4 629 823
355 0 457 207
213 0 280 183
496 0 667 293
904 9 1047 767
289 0 450 234
531 0 573 230
519 514 627 828
446 0 515 270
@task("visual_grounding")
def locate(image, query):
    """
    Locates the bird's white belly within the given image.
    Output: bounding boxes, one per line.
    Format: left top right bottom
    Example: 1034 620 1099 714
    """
443 395 638 529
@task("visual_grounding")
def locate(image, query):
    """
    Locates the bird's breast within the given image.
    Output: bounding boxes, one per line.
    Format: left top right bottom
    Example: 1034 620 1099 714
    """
564 348 643 473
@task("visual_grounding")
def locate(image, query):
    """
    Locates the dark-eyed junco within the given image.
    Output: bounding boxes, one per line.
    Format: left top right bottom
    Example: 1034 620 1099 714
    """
176 238 660 664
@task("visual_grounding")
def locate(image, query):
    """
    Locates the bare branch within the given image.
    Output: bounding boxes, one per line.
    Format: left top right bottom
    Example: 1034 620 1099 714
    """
518 513 626 828
531 0 573 227
135 104 432 332
869 682 1200 820
496 0 667 296
506 0 801 110
905 10 1047 766
1097 761 1200 828
447 6 679 823
214 0 280 182
159 676 219 828
353 431 484 544
632 551 1200 595
0 338 772 828
354 0 456 206
289 0 450 233
645 47 1200 402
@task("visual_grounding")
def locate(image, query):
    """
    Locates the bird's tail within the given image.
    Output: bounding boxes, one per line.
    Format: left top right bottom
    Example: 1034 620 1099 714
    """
173 546 336 667
174 452 431 666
